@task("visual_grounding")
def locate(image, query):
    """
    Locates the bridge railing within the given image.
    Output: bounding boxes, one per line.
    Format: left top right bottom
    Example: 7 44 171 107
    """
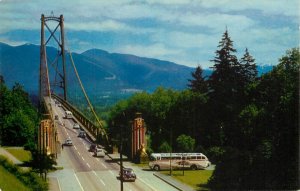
51 94 101 142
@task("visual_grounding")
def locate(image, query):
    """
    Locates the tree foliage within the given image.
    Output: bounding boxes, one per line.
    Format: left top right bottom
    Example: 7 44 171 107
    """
107 30 298 189
176 134 195 152
30 151 57 180
0 81 39 148
188 65 208 93
208 47 299 190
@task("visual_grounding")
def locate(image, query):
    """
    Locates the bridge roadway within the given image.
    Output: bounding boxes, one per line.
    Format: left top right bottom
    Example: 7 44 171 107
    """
47 97 177 191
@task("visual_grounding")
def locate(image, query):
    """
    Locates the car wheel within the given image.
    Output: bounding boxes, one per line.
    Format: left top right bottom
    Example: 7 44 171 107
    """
190 165 197 170
153 165 160 171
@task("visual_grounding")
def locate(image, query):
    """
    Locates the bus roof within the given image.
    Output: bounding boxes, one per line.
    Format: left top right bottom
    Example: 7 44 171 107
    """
151 153 206 158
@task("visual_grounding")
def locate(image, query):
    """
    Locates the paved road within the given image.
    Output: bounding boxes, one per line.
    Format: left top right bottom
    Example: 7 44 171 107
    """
48 98 178 191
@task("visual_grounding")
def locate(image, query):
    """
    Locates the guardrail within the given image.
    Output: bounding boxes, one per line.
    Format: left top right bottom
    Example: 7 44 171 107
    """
51 94 101 142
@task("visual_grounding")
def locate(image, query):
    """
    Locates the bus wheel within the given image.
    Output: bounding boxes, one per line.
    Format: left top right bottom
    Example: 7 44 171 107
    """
190 165 197 170
153 165 160 171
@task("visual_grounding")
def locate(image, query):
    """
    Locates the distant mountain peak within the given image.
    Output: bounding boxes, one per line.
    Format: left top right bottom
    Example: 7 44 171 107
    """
81 49 109 57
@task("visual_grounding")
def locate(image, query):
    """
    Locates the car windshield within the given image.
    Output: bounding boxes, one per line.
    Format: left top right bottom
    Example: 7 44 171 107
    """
124 169 134 174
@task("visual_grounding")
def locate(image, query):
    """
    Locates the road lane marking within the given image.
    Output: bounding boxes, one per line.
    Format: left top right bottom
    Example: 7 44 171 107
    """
74 173 84 191
78 151 81 156
101 163 107 169
138 178 157 191
93 171 106 186
96 158 100 161
74 146 77 150
81 156 85 161
100 179 106 186
57 177 62 191
86 163 90 168
109 170 114 176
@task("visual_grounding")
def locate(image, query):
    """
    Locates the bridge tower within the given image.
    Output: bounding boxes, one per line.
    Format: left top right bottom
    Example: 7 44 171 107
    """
131 112 148 162
39 13 67 103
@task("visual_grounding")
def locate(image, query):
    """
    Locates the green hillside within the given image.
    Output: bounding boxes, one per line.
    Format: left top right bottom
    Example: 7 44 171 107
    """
0 165 31 191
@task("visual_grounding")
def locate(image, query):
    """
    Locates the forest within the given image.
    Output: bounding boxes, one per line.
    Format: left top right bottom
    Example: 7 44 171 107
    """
107 30 299 190
0 79 39 150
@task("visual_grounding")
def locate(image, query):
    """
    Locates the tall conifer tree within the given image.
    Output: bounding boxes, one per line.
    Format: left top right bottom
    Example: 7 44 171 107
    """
209 29 242 99
208 29 245 147
240 48 257 83
188 65 208 93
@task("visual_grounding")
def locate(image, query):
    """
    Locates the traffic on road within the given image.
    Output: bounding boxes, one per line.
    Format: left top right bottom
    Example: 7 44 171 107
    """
48 98 178 191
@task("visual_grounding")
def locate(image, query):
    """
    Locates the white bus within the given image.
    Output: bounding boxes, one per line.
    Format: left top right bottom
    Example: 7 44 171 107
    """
149 153 211 171
65 110 73 119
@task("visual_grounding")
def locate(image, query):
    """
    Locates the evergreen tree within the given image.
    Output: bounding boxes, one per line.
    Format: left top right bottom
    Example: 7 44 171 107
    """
208 29 244 147
187 65 208 93
208 48 299 190
240 48 257 83
209 29 243 100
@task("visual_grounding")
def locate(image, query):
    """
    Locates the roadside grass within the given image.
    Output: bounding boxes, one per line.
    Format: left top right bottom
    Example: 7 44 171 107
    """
4 147 32 162
161 170 213 190
133 163 149 169
0 165 31 191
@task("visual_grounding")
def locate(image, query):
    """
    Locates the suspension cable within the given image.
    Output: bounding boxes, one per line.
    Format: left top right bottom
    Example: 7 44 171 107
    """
65 43 108 142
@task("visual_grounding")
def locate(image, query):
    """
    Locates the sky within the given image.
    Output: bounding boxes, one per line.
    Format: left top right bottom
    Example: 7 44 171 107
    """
0 0 299 68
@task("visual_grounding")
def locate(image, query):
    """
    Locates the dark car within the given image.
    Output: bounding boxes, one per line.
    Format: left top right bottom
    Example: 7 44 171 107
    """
89 144 97 152
119 168 136 182
78 130 86 138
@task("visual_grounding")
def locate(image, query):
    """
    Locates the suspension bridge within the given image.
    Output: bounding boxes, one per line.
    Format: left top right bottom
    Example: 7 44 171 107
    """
38 13 147 160
38 13 110 156
34 13 195 191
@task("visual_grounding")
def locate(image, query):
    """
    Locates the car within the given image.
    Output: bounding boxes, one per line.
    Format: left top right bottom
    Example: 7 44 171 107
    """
119 168 136 182
65 139 73 146
89 144 97 152
57 103 62 107
73 123 80 129
78 130 86 138
94 148 105 157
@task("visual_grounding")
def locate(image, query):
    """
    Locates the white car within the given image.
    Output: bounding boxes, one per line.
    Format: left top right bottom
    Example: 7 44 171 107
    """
65 139 73 146
94 148 105 157
73 123 80 129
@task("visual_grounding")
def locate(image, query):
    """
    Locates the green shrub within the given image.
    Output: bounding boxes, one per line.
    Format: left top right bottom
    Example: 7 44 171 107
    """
206 146 225 164
0 155 48 191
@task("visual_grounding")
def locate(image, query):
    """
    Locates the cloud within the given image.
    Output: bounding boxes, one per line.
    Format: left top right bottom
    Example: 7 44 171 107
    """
0 37 27 46
115 43 182 59
0 0 298 69
67 20 130 32
200 0 299 17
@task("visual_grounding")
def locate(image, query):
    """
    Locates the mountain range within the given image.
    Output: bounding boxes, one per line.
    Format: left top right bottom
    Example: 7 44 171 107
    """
0 42 273 100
